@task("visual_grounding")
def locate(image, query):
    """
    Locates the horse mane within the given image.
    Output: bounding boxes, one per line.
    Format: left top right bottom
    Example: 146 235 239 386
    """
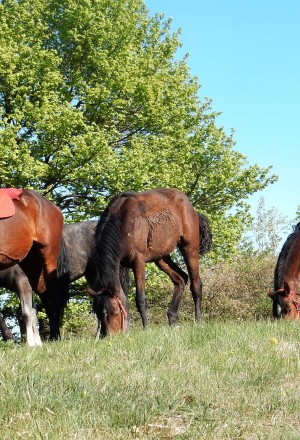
92 290 115 316
119 264 131 295
274 222 300 290
94 193 133 290
197 212 212 255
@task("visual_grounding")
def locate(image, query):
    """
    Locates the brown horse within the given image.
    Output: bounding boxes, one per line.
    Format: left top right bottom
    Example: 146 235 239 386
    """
92 188 212 336
267 223 300 319
0 189 68 340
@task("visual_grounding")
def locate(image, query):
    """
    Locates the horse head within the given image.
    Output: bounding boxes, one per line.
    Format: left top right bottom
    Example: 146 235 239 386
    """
87 287 128 337
267 281 300 320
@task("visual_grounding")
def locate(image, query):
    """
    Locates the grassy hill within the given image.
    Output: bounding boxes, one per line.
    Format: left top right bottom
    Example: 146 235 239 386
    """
1 320 300 439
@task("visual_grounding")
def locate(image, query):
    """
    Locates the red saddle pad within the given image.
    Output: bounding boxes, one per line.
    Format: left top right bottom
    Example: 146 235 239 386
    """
0 188 23 218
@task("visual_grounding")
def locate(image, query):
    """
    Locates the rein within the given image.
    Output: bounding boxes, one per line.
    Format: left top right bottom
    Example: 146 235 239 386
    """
96 289 127 332
116 297 127 332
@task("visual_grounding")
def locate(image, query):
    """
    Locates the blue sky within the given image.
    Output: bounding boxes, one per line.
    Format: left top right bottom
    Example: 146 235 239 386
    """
146 1 300 222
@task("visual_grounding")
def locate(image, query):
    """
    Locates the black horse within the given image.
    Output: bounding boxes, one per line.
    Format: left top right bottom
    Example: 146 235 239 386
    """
0 220 130 345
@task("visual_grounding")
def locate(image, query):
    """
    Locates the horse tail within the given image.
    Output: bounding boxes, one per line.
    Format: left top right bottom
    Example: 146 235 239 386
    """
56 235 70 322
197 212 212 256
95 206 123 290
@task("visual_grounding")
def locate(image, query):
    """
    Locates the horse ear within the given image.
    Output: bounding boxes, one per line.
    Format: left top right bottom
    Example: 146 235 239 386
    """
86 286 96 297
266 288 274 299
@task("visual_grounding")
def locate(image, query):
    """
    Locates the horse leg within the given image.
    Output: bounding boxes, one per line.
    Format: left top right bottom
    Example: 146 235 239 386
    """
17 277 42 346
155 256 188 325
31 308 42 346
95 319 101 341
132 258 148 328
0 312 14 342
179 245 202 322
40 251 65 340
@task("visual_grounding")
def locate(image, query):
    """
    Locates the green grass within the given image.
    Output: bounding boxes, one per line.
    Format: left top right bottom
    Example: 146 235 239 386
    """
1 321 300 439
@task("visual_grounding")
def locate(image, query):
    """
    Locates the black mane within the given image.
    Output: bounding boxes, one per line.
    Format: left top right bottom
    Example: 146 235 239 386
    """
94 195 125 290
274 222 300 291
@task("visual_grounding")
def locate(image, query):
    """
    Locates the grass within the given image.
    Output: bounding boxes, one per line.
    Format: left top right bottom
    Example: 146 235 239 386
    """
1 320 300 439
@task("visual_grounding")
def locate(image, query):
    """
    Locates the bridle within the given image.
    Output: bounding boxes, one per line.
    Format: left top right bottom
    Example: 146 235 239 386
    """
276 287 300 319
96 288 128 332
116 297 128 332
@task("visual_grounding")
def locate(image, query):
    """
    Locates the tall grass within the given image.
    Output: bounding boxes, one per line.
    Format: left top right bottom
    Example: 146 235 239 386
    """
1 320 300 439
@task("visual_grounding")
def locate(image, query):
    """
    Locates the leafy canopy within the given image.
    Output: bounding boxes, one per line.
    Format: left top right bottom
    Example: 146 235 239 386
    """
0 0 277 256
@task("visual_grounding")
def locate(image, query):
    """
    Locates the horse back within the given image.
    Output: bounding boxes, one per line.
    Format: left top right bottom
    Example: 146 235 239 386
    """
62 220 97 282
117 188 199 262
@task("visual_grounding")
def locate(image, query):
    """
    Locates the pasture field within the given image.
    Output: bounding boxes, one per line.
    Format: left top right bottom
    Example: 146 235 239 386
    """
1 321 300 439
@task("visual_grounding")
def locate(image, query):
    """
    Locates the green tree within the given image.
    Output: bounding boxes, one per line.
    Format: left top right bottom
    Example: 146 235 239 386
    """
0 0 276 257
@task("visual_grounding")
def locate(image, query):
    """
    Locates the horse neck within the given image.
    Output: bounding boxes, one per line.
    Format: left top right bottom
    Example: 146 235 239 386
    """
274 231 297 290
95 205 123 291
282 236 300 290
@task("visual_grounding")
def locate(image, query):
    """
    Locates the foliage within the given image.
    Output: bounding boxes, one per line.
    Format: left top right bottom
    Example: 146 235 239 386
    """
0 250 279 341
0 0 276 257
61 296 96 338
126 251 276 327
242 197 293 255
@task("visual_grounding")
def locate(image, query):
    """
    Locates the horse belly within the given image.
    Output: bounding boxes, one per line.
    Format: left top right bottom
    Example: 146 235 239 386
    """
144 222 180 261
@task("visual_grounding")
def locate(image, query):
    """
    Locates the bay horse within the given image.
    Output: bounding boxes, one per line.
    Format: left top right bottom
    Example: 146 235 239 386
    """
0 188 68 341
267 222 300 319
0 220 130 344
93 188 212 336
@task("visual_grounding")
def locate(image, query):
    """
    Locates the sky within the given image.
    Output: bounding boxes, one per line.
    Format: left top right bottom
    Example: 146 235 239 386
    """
146 1 300 224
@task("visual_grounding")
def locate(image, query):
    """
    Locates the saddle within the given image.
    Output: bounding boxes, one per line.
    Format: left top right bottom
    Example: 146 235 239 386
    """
0 188 23 218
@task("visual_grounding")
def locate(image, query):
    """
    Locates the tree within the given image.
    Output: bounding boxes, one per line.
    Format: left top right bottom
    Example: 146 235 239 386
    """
0 0 276 257
241 197 292 255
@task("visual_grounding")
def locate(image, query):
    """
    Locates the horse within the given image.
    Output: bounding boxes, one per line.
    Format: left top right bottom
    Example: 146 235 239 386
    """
0 189 69 341
92 188 212 336
0 188 68 341
267 222 300 319
0 220 130 344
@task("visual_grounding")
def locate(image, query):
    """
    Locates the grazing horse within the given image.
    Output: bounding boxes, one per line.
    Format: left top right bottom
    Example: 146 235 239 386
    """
93 188 212 336
0 188 68 342
267 223 300 319
0 221 130 344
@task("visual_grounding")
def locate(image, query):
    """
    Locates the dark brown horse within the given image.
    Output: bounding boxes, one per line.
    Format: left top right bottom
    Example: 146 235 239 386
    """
267 223 300 319
93 188 212 336
0 220 129 344
0 189 68 340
